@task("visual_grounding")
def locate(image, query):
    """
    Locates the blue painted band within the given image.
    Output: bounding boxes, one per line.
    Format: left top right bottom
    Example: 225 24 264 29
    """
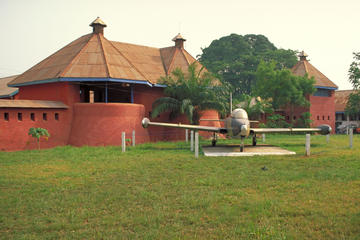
154 83 167 88
315 86 338 90
9 77 166 88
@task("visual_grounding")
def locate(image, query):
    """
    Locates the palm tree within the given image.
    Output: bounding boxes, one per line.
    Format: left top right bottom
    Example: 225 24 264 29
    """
151 63 228 124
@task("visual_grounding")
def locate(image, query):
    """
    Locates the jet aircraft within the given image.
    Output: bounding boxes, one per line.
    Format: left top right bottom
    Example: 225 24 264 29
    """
141 108 331 152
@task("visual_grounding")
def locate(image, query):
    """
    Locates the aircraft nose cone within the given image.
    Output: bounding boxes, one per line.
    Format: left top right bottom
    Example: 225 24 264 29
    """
241 124 248 136
317 124 332 135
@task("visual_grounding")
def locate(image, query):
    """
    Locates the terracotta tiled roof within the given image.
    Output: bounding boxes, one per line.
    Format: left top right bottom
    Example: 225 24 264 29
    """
9 34 94 86
0 75 19 98
111 41 166 83
291 53 338 89
335 90 356 112
0 99 68 108
160 46 202 75
8 19 203 87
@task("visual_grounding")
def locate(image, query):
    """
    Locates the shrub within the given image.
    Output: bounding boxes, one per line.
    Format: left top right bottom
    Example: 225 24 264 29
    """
28 127 50 150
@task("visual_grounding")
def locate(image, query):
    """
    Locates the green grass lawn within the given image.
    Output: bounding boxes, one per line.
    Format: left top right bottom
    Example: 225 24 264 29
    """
0 134 359 239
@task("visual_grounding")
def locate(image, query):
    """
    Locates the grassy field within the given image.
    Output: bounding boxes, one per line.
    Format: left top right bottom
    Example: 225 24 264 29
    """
0 134 359 239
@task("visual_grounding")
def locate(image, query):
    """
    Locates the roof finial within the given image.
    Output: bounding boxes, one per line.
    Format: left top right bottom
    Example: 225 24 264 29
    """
90 17 107 34
172 33 186 49
298 50 308 61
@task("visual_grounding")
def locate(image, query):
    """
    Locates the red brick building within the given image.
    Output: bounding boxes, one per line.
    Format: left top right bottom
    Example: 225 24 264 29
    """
334 90 360 133
0 18 220 151
282 51 338 132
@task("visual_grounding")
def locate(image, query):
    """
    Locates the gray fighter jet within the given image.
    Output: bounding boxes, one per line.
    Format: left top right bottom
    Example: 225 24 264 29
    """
142 108 331 152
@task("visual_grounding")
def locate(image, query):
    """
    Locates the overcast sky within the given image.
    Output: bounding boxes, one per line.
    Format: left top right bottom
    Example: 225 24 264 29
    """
1 0 359 90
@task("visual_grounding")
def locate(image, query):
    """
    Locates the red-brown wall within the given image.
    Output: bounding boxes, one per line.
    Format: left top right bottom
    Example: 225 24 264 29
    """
309 92 335 133
17 82 80 105
0 108 69 151
281 91 336 133
68 103 150 147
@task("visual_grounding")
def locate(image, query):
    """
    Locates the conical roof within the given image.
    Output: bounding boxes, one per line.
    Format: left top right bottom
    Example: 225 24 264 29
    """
9 21 204 87
160 46 200 75
291 52 338 89
9 33 151 86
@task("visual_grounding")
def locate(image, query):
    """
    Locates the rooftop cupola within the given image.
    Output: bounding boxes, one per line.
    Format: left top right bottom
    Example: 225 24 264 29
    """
90 17 107 34
172 33 186 49
298 50 308 61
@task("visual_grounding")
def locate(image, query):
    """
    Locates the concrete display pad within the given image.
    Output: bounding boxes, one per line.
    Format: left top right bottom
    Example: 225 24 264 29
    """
202 144 296 157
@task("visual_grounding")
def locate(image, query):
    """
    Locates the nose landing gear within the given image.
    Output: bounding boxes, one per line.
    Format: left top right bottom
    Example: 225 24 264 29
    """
240 136 245 152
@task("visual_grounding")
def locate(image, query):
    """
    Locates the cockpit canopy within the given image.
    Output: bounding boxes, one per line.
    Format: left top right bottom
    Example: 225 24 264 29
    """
231 108 248 119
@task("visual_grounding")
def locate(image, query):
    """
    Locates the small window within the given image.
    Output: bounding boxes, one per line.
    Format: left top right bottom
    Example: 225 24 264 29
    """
328 116 330 120
30 113 35 121
322 116 325 120
55 113 59 121
317 116 320 120
293 116 296 120
4 112 9 121
43 113 47 121
18 113 22 121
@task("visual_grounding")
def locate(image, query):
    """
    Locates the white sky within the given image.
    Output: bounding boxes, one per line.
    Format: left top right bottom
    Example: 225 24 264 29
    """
1 0 359 90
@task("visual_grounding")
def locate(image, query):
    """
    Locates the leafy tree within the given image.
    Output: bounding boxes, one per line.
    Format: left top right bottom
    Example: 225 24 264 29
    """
295 112 313 128
346 52 360 116
151 63 228 124
28 127 50 150
198 34 298 97
253 61 315 125
348 52 360 90
261 114 290 128
345 91 360 118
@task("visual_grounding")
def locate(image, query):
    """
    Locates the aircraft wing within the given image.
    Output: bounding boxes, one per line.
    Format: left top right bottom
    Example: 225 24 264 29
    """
250 125 331 135
142 118 228 134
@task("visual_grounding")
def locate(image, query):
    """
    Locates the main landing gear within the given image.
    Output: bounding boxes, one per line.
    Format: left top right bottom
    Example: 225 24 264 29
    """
252 134 257 146
211 132 217 147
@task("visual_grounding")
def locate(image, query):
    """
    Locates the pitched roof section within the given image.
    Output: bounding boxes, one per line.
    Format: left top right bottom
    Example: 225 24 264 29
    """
110 41 165 83
291 52 338 89
0 75 19 98
8 18 202 87
334 90 356 112
160 46 201 75
9 34 93 86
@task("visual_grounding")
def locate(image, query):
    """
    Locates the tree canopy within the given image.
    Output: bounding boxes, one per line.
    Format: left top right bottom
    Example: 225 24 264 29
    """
198 34 298 97
253 61 315 124
151 63 229 124
346 52 360 116
348 52 360 90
